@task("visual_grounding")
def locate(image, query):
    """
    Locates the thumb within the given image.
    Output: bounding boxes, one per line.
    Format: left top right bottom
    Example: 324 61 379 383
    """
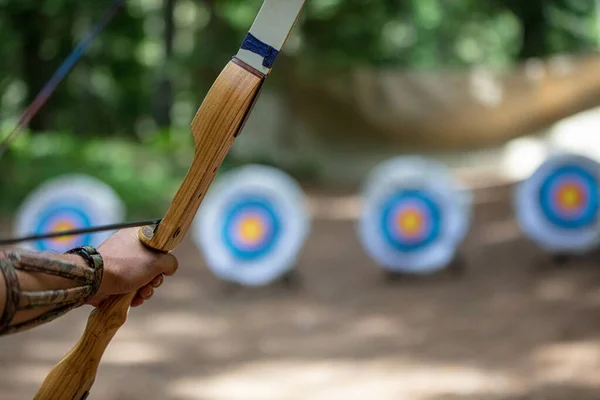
152 253 179 277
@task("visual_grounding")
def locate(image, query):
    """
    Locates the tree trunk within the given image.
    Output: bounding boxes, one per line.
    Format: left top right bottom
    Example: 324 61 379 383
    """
153 0 176 128
12 7 75 133
507 0 548 59
16 10 47 131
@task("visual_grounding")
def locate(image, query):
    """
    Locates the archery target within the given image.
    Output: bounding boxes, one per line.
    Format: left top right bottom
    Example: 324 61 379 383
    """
222 197 281 260
515 153 600 253
358 156 472 274
14 174 125 252
193 164 310 286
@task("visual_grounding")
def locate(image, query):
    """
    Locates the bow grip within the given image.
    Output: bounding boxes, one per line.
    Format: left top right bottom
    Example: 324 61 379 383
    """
33 59 264 400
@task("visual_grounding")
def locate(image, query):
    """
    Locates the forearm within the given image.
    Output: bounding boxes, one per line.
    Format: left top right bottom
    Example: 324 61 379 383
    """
0 247 103 335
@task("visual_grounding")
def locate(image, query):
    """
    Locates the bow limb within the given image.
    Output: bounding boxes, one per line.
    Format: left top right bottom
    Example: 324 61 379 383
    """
33 60 264 400
138 60 264 252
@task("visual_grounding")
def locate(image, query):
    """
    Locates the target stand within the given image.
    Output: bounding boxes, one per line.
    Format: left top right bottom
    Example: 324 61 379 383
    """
515 153 600 268
193 164 311 289
357 156 472 282
381 251 468 283
13 174 125 252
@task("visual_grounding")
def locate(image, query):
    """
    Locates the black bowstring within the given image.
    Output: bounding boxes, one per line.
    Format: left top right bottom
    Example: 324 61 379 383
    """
0 218 161 245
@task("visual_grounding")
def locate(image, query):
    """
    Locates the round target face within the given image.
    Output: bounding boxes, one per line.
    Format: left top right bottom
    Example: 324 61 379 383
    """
539 165 598 229
14 174 125 252
193 165 310 286
358 156 472 274
221 197 281 260
34 204 93 251
380 190 441 252
515 153 600 253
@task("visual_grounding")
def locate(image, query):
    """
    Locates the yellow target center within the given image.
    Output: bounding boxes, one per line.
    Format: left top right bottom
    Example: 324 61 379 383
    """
239 216 264 244
558 184 583 210
49 220 77 244
397 209 423 236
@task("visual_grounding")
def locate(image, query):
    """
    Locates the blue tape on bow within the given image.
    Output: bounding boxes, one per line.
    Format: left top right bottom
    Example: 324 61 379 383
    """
241 33 279 68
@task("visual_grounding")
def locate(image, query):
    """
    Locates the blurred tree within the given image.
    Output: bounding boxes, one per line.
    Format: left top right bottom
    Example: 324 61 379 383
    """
505 0 549 59
0 0 148 136
5 0 76 131
152 0 176 128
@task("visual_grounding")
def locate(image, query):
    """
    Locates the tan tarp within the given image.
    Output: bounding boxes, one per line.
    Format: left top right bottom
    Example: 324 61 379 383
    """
278 53 600 151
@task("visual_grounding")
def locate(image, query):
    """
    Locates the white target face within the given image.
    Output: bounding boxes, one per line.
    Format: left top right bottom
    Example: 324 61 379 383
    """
14 174 125 252
193 164 310 286
358 156 472 274
515 153 600 253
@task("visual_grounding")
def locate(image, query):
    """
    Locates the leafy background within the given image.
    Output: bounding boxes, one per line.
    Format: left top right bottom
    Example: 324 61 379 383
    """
0 0 597 217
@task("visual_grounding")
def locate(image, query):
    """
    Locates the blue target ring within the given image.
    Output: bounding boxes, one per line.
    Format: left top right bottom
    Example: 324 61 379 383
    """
34 204 92 251
221 196 281 261
539 165 599 230
379 190 442 252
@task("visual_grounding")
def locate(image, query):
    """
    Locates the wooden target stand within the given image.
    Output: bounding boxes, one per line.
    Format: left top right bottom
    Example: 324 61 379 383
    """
381 252 468 284
216 267 303 294
533 247 600 270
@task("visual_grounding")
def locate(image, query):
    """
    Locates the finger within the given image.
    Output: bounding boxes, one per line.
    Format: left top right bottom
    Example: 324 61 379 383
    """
131 296 144 307
139 285 154 299
151 274 164 288
156 254 178 276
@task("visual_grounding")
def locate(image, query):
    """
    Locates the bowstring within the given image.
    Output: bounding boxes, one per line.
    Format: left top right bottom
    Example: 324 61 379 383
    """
0 0 126 157
0 218 161 245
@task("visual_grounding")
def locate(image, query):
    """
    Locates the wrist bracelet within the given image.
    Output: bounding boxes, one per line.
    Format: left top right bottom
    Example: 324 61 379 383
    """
65 245 104 302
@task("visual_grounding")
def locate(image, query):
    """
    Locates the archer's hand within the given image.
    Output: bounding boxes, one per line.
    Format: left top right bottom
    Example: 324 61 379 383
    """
88 228 179 307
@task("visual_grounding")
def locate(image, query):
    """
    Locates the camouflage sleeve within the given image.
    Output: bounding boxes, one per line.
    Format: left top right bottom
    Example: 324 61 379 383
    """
0 246 103 336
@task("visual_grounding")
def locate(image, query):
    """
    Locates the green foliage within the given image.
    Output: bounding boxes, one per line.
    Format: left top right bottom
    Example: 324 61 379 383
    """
300 0 597 70
0 128 304 220
1 0 597 135
0 130 192 219
0 0 598 219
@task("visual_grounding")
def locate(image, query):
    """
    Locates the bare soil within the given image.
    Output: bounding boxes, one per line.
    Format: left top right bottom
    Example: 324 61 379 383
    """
2 185 600 400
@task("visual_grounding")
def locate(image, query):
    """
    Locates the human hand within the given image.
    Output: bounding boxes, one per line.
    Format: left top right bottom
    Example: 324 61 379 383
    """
88 228 179 307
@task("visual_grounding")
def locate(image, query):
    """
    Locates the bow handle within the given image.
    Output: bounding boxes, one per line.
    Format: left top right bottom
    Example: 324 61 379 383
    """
33 59 264 400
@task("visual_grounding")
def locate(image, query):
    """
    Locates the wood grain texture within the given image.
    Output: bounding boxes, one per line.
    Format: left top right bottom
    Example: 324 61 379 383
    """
33 292 136 400
34 60 264 400
139 60 264 252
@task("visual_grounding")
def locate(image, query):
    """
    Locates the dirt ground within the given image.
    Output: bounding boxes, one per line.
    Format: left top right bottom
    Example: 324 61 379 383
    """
2 184 600 400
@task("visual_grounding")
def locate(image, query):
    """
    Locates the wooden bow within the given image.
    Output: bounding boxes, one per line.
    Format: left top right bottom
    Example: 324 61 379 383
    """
32 1 306 398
